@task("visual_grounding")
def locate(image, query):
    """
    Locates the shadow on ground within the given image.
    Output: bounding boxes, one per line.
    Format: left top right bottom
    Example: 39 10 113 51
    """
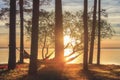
2 64 120 80
19 65 69 80
78 65 120 80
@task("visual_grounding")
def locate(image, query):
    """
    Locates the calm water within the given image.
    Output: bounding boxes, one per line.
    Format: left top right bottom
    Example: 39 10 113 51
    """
0 48 120 65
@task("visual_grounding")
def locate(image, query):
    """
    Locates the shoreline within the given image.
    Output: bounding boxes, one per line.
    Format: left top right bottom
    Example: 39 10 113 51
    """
1 47 120 49
0 64 120 80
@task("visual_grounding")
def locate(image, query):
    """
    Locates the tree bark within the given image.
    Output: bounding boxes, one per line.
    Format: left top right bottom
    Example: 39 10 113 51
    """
83 0 88 70
29 0 39 75
8 0 16 70
55 0 64 62
19 0 24 63
97 0 101 65
89 0 97 64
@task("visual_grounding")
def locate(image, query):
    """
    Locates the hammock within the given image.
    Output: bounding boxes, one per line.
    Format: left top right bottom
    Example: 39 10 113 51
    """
16 48 54 60
16 48 30 59
0 64 7 69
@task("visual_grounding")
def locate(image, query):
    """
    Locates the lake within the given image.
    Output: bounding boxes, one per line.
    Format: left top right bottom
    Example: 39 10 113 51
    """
0 48 120 65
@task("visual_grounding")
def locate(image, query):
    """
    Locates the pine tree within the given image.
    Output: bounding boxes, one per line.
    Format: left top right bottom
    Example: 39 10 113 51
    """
97 0 101 65
83 0 88 70
55 0 64 63
89 0 97 64
19 0 24 63
8 0 16 70
28 0 39 75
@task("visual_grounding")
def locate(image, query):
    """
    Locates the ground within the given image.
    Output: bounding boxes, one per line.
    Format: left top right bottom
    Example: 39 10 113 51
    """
0 63 120 80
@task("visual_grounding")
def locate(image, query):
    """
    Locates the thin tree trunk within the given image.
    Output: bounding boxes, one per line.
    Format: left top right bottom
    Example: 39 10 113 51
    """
97 0 101 65
89 0 97 64
29 0 39 75
42 31 47 59
8 0 16 70
55 0 64 62
19 0 24 63
83 0 88 70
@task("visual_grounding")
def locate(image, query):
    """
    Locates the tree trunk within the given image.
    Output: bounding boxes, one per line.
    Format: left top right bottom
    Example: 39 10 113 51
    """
97 0 101 65
8 0 16 70
89 0 97 64
83 0 88 70
19 0 24 63
28 0 39 75
55 0 64 62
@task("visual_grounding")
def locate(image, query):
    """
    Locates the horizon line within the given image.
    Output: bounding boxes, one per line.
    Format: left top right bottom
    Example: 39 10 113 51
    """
0 47 120 49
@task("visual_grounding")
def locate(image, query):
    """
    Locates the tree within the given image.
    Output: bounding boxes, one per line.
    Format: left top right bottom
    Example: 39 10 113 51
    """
55 0 64 62
19 0 24 63
89 0 97 64
25 10 114 63
8 0 16 70
97 0 101 65
28 0 39 75
83 0 88 70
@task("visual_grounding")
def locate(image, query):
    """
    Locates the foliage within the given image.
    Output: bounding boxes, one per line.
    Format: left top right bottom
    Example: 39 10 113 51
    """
25 10 114 60
0 0 52 25
25 10 55 48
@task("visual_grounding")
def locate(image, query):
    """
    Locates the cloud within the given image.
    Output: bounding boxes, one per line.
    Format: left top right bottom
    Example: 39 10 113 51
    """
102 0 120 10
62 0 83 5
0 0 120 31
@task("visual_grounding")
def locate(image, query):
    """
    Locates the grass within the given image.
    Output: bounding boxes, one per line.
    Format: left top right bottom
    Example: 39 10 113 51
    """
0 63 120 80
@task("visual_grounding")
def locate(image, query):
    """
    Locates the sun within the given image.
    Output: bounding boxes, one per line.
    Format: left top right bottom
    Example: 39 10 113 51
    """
64 35 74 56
64 35 76 47
64 35 70 45
64 36 79 63
64 49 79 64
64 49 72 56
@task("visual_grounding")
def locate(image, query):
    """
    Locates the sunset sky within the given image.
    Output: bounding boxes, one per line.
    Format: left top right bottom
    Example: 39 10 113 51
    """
0 0 120 48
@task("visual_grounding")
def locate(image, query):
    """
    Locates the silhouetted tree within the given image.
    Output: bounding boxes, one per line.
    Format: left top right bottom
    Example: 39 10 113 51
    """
8 0 16 70
18 0 51 63
28 0 39 75
19 0 24 63
97 0 101 65
89 0 97 64
55 0 64 62
24 10 114 63
83 0 88 70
